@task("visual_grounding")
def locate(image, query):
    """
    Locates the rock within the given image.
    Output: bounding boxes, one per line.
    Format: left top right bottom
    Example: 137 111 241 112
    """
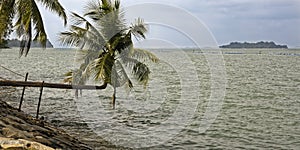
0 137 55 150
0 99 92 149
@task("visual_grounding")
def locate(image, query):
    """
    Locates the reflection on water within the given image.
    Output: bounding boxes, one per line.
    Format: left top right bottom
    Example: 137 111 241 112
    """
1 48 299 149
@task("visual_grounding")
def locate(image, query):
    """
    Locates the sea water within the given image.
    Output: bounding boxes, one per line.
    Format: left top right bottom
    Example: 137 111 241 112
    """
0 48 299 149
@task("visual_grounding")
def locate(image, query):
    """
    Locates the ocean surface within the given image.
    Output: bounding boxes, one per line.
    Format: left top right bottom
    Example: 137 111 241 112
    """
1 48 299 149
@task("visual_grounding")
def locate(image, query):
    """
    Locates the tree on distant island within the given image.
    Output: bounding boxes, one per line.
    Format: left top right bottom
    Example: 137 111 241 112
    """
220 41 288 49
60 0 158 108
2 39 54 48
0 0 67 56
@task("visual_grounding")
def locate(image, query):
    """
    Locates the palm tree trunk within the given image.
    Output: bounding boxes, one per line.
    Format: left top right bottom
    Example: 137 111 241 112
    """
0 80 107 89
75 89 78 98
112 87 116 109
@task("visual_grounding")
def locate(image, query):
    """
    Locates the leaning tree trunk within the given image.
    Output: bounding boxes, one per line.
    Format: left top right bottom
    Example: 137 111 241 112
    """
112 87 116 109
0 80 108 89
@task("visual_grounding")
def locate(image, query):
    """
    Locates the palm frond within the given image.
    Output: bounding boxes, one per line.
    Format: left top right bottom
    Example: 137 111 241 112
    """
15 0 32 57
60 27 105 51
129 48 159 63
87 52 115 83
63 70 73 83
59 31 82 46
76 50 101 63
111 60 133 88
109 31 132 54
84 0 104 20
101 0 113 12
38 0 67 25
132 61 150 87
0 0 15 41
71 12 90 26
63 66 91 85
119 57 150 87
99 12 126 41
114 0 120 10
130 18 147 39
64 12 106 49
31 1 47 47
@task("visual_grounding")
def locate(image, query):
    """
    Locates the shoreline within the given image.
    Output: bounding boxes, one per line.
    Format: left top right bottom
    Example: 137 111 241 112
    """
0 98 92 149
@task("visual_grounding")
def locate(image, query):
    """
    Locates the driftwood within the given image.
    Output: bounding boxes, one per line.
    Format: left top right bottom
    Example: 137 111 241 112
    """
0 80 107 90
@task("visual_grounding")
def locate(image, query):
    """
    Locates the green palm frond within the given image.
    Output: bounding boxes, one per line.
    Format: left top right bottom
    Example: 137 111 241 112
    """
109 31 132 54
130 18 147 39
38 0 67 25
15 0 32 57
119 56 150 87
76 50 101 63
71 12 93 27
88 52 115 83
63 65 91 85
84 0 105 20
59 31 82 46
101 0 113 12
63 70 73 83
132 62 150 87
99 13 125 41
61 12 107 49
0 0 67 57
60 29 104 51
129 48 159 63
112 60 133 88
0 0 15 42
85 0 125 41
31 1 46 46
114 0 120 10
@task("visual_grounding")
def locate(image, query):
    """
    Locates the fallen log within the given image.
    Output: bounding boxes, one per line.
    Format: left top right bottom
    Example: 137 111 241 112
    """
0 80 107 90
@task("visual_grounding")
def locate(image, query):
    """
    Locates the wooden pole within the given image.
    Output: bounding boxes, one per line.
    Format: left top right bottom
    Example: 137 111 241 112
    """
19 73 28 111
36 81 44 119
0 80 107 90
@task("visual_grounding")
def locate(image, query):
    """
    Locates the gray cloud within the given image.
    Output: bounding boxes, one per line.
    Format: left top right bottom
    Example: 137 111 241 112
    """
38 0 300 48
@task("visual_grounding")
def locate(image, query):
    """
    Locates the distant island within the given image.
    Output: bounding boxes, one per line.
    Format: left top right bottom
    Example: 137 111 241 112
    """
0 39 53 48
220 41 288 49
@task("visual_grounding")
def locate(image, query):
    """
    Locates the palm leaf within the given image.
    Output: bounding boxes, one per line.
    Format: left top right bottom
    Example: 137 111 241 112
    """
31 0 47 47
129 48 159 63
132 61 150 87
15 0 32 57
63 70 73 83
38 0 67 25
119 56 151 87
62 12 107 49
59 31 82 46
0 0 15 42
111 60 133 88
130 18 147 39
1 0 66 57
88 52 115 83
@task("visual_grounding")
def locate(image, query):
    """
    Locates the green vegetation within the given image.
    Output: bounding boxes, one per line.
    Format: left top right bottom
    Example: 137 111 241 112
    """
0 40 9 48
220 41 288 49
0 0 67 56
60 0 158 108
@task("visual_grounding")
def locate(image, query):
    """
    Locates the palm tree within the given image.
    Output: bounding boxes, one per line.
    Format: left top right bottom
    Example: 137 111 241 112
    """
0 0 67 57
60 0 158 108
0 0 14 46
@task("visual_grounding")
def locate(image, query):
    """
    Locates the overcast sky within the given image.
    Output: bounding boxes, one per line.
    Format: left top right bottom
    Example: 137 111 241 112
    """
38 0 300 48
